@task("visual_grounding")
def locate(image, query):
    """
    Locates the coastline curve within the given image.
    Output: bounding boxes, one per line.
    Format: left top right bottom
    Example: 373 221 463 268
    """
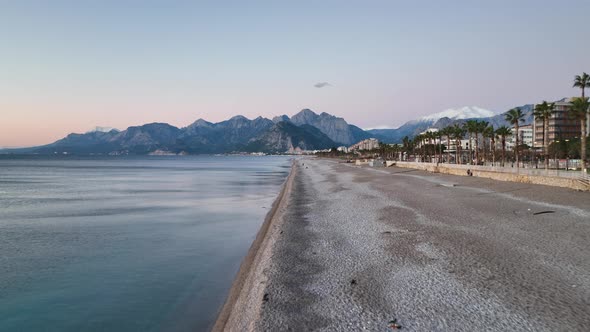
211 159 297 332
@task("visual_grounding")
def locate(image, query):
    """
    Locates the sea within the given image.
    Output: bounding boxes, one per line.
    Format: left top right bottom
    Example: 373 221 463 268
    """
0 155 292 331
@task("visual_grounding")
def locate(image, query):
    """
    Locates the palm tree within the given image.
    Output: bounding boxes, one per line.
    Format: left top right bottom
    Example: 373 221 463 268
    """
439 130 445 164
574 72 590 98
495 126 512 167
476 121 489 164
414 134 422 162
424 132 432 163
391 144 400 161
489 126 497 166
504 108 525 168
569 97 589 172
440 126 453 164
413 134 424 162
402 136 412 161
483 125 495 165
424 131 433 163
431 131 438 163
452 124 465 164
430 131 438 163
419 134 427 162
534 101 555 169
463 120 478 164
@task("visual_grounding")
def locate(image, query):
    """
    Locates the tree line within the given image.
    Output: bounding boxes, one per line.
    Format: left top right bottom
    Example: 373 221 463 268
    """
379 73 590 172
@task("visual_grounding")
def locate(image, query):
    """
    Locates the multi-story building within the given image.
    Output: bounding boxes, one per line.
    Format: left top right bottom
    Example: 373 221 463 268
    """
533 99 580 147
416 128 442 147
349 138 379 151
507 124 533 150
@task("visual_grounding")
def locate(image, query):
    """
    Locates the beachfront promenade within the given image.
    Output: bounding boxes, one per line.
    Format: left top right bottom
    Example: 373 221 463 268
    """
216 158 590 331
397 161 590 180
392 161 590 191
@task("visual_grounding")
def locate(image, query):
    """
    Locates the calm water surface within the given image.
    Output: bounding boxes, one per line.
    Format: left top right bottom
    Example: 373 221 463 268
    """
0 155 291 331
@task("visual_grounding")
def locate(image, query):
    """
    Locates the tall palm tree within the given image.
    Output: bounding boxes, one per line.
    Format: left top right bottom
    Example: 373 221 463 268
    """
428 131 437 163
483 125 495 165
440 126 453 164
569 97 589 172
431 131 438 163
504 108 525 168
495 126 512 167
574 72 590 98
434 130 442 164
490 126 497 166
463 120 478 164
452 124 465 164
534 101 555 170
420 134 427 162
422 133 429 162
402 136 412 161
440 131 445 163
476 121 489 164
391 144 400 161
413 134 424 162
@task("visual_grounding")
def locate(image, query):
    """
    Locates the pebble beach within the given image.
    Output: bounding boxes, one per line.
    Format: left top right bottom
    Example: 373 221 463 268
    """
215 158 590 331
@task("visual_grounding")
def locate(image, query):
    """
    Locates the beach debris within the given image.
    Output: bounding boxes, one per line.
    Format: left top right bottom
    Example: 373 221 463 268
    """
280 230 283 234
388 319 402 329
533 210 555 215
350 279 357 285
262 293 269 303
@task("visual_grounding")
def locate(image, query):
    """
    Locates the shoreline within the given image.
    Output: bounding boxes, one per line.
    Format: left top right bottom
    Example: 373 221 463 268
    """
211 160 297 332
215 158 589 331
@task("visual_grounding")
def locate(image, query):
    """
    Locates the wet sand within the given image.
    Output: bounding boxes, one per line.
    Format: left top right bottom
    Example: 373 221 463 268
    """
215 158 590 331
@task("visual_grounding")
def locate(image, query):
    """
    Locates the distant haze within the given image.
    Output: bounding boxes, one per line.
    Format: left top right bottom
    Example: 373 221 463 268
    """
1 1 588 147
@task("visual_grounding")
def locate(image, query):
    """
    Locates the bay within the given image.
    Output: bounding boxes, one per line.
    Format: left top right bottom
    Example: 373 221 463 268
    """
0 155 291 331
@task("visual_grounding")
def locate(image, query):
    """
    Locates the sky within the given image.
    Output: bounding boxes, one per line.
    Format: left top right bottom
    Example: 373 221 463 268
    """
1 0 589 147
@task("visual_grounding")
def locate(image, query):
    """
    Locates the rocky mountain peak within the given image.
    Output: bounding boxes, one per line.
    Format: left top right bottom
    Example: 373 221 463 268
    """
191 119 213 127
272 115 290 123
289 108 369 145
229 115 249 122
291 109 319 124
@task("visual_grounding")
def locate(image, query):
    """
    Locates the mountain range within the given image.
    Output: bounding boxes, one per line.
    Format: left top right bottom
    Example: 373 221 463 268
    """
1 103 544 155
3 109 371 155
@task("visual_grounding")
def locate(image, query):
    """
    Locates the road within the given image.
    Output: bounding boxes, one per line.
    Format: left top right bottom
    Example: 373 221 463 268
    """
255 158 590 331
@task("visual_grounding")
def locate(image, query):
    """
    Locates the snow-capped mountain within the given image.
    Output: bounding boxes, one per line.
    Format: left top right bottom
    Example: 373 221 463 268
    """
86 126 120 133
366 104 537 143
418 106 495 122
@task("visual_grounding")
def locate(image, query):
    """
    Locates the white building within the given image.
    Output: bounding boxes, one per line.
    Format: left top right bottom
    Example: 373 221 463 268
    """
415 128 442 147
349 138 379 151
507 124 533 150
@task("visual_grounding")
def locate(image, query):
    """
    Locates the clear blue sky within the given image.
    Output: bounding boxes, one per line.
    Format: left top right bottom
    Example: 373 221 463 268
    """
1 0 588 146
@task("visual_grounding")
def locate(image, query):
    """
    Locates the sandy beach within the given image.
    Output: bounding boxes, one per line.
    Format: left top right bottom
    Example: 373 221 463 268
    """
215 158 590 331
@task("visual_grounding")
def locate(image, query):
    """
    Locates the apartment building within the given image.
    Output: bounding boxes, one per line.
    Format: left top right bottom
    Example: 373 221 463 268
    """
349 138 380 151
533 99 580 147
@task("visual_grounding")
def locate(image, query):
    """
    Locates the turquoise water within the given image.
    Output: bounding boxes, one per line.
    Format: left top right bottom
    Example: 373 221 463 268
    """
0 155 291 331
